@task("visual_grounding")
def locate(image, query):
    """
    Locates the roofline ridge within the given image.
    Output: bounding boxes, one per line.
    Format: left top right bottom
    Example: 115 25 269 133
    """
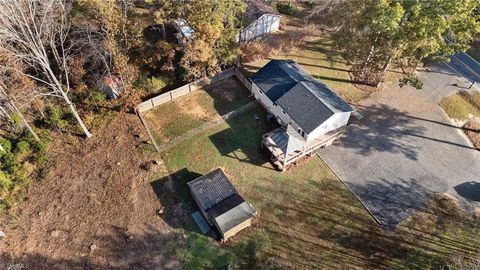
300 81 337 114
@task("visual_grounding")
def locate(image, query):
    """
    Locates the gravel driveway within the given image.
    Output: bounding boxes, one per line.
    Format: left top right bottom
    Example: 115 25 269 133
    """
318 64 480 227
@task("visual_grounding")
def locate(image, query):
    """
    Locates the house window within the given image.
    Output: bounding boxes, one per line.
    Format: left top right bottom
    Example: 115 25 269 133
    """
302 131 306 138
259 90 263 94
282 110 286 114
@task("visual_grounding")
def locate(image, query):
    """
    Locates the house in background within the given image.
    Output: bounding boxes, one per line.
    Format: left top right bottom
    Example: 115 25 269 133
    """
238 0 281 44
251 60 354 171
188 168 256 241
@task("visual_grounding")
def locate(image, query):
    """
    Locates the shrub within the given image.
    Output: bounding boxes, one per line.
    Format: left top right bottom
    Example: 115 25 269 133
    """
15 140 31 154
36 105 76 131
132 75 171 95
459 90 480 111
90 88 107 103
0 132 49 211
276 2 298 15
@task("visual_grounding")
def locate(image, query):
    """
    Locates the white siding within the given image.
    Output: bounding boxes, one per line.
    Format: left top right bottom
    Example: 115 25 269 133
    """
239 14 280 43
306 112 351 141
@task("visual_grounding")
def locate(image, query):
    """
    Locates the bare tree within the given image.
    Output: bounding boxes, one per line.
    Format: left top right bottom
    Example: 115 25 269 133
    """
0 0 92 138
0 81 40 141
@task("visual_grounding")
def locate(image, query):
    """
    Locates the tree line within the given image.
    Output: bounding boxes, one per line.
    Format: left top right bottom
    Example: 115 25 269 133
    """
308 0 480 88
0 0 246 140
0 0 479 141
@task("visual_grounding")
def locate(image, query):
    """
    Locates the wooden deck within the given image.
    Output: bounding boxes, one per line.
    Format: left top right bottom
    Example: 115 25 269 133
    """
262 127 345 171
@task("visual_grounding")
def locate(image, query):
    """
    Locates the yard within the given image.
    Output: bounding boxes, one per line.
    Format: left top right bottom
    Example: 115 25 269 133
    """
154 103 480 269
142 76 252 144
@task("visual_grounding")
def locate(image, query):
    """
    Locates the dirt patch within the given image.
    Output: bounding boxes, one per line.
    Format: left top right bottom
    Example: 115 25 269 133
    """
0 113 181 269
464 120 480 149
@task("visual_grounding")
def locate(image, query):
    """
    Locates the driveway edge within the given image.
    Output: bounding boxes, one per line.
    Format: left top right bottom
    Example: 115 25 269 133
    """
317 153 383 227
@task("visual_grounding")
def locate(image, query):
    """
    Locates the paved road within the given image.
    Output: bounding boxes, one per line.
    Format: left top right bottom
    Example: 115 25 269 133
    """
446 52 480 85
318 63 480 227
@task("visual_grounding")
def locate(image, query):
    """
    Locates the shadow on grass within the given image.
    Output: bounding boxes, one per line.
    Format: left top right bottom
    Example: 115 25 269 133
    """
244 175 480 269
208 106 277 170
0 228 181 270
150 168 206 235
202 76 253 116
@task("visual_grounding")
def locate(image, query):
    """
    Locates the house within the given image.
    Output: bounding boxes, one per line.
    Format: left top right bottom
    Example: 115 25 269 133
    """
251 60 354 170
239 0 281 43
187 168 256 241
97 75 124 99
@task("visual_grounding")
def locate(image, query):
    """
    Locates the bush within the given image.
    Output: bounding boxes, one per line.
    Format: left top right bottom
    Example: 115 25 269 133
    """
15 140 31 154
276 2 298 15
133 75 171 95
36 105 76 131
0 132 49 211
90 88 107 103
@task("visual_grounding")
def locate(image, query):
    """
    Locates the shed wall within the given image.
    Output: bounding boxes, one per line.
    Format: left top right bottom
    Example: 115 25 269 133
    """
239 14 280 43
215 217 253 240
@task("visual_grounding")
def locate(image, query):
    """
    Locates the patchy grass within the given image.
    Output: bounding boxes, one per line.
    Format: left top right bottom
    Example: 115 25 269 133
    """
243 35 371 103
156 103 480 269
142 77 252 144
439 90 480 120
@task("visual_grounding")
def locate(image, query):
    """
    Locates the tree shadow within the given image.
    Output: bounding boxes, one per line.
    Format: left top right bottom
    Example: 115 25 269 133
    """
150 168 205 234
202 76 253 116
246 175 480 269
454 182 480 202
0 229 182 270
339 104 425 160
345 177 436 228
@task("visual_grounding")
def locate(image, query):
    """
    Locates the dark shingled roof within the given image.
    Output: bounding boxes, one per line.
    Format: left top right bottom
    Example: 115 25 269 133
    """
244 0 280 25
251 60 354 134
188 169 256 237
187 168 237 212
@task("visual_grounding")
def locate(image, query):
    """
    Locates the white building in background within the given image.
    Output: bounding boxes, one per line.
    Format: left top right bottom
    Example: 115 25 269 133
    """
239 0 281 44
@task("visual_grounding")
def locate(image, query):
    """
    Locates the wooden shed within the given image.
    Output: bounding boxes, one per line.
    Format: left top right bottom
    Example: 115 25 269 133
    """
187 168 256 241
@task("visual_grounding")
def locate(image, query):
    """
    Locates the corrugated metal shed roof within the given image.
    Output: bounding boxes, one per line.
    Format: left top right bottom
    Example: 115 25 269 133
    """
187 168 237 212
251 60 353 134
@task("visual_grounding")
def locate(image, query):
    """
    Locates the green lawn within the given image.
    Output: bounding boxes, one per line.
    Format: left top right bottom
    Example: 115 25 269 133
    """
439 90 480 120
243 36 371 103
153 104 480 269
142 77 252 144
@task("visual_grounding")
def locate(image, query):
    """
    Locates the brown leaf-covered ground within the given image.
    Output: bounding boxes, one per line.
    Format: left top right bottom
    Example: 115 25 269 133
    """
0 113 180 270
